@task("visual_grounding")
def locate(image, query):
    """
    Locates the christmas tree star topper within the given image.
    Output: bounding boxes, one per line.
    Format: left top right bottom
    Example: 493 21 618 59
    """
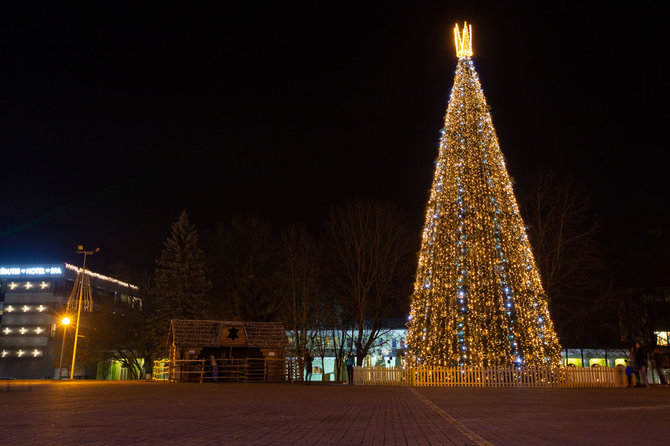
454 22 473 58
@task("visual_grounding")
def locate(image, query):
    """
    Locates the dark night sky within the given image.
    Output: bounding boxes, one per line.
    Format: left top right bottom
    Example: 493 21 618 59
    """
1 2 669 277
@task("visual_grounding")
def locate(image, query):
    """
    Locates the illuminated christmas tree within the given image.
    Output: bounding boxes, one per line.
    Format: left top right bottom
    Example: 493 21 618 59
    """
407 23 561 367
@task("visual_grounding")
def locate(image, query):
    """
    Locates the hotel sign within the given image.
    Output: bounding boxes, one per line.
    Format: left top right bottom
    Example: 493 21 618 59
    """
0 266 64 276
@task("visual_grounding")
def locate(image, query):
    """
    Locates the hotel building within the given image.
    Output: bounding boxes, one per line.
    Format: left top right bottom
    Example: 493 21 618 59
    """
0 263 138 379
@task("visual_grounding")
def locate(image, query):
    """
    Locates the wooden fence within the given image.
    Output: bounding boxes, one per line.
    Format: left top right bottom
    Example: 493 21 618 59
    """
357 365 622 388
153 357 302 383
154 361 621 387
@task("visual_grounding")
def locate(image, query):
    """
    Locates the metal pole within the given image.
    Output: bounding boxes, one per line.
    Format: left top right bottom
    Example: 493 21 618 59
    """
58 323 68 380
70 252 87 380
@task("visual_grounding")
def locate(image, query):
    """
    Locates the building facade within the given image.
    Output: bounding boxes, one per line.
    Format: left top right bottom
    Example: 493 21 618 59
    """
290 328 638 382
0 263 138 379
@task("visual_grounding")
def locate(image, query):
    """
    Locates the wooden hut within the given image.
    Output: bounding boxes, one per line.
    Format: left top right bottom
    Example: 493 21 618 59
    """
167 320 290 382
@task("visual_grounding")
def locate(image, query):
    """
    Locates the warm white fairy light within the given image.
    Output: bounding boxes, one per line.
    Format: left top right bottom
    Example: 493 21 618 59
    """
454 22 473 58
407 22 561 367
8 282 17 290
25 282 32 289
65 263 138 290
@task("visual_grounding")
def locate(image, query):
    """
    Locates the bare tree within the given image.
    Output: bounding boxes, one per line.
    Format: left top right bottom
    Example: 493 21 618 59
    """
619 288 670 351
276 226 352 380
276 226 321 359
325 302 353 381
618 291 655 348
520 167 616 346
324 199 413 366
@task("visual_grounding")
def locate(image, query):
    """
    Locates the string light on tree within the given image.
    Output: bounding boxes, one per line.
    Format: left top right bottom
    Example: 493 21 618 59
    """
407 22 561 367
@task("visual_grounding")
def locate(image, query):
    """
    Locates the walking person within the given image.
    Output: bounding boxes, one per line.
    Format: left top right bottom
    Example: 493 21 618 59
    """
345 351 355 385
653 347 668 385
304 350 313 384
209 355 218 382
632 341 649 387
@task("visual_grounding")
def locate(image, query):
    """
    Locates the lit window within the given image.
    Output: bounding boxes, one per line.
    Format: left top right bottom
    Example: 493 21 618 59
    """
2 328 11 335
32 349 41 357
1 350 8 358
8 282 17 290
656 331 669 346
19 327 27 335
25 282 33 289
38 305 46 312
40 281 49 289
35 327 43 334
22 305 30 312
5 305 14 313
17 350 24 357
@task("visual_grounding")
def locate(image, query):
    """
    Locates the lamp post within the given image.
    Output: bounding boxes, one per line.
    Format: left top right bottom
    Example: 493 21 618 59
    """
69 245 99 380
58 317 71 380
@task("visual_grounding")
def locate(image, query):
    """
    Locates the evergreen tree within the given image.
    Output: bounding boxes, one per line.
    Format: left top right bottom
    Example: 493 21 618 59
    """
407 23 561 367
209 214 280 321
150 210 211 348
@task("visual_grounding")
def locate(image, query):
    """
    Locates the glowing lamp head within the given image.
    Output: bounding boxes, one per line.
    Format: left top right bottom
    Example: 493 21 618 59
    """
62 317 71 326
454 22 473 58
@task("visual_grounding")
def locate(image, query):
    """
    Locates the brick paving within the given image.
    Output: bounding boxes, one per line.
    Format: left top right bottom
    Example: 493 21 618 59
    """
1 381 669 445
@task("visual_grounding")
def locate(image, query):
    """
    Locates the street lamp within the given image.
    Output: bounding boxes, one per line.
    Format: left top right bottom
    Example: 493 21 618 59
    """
58 317 71 380
70 245 99 380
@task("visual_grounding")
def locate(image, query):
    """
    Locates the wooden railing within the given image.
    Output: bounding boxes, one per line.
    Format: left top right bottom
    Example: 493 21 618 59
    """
153 357 302 383
358 365 620 388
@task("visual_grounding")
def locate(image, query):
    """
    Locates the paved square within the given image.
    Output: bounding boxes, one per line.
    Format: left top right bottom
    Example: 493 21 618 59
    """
1 381 669 445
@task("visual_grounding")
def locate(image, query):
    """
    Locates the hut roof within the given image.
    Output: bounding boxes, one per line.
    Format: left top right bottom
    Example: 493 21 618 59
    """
168 319 288 348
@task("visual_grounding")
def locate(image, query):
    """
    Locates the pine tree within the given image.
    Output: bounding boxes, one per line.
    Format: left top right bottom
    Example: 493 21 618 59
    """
210 214 280 321
407 23 561 367
151 210 211 335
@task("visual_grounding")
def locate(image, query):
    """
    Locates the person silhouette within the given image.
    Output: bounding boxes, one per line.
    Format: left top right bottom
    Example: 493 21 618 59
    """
304 350 313 384
345 351 355 385
632 341 649 387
